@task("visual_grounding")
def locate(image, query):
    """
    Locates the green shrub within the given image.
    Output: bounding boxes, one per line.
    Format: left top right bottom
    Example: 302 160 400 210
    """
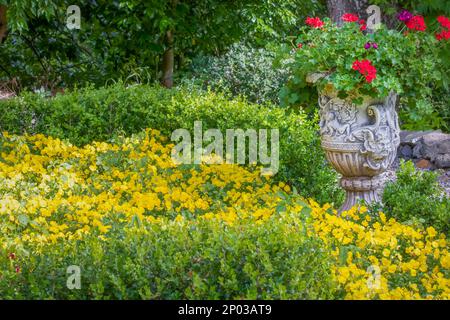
182 43 290 105
382 161 450 234
0 83 343 205
399 91 450 132
0 213 337 299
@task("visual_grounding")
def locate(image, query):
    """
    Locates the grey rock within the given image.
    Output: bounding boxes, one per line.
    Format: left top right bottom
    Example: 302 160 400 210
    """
399 145 412 158
422 132 449 147
399 130 450 169
400 130 438 145
420 132 450 166
437 139 450 154
435 154 450 169
412 144 423 158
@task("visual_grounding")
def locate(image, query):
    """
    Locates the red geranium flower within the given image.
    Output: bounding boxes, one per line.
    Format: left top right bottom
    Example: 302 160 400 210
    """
305 17 324 28
405 15 426 31
358 19 367 31
436 30 450 41
352 59 377 83
437 16 450 29
342 13 359 22
297 43 303 49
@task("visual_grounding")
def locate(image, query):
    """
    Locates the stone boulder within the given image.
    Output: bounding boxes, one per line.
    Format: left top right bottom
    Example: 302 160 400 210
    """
397 130 450 169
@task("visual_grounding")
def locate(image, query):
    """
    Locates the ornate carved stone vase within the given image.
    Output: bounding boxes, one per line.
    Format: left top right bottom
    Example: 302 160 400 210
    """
314 82 400 212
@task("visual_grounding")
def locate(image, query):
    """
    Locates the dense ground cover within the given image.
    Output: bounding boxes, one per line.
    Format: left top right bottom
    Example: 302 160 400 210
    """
0 83 343 205
0 130 448 299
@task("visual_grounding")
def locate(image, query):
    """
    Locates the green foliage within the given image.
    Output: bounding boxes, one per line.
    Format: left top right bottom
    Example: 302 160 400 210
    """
1 0 63 32
371 0 450 20
382 161 450 234
0 212 337 299
0 1 118 89
182 43 290 105
280 15 450 133
0 0 326 90
399 90 450 132
0 83 344 205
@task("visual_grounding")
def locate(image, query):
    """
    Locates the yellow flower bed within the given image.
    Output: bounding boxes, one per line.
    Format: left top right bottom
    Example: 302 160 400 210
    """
0 130 448 299
308 201 449 299
0 130 288 244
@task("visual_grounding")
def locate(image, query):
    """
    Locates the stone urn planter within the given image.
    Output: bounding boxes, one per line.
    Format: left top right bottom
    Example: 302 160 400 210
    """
309 76 400 212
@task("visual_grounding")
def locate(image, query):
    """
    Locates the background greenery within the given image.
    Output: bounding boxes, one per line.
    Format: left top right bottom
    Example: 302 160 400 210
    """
181 43 290 105
0 0 325 90
1 0 448 130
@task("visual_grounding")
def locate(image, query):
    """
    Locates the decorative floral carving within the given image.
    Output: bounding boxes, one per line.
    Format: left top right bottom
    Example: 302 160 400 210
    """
348 93 400 171
318 91 400 212
318 95 357 138
319 92 400 172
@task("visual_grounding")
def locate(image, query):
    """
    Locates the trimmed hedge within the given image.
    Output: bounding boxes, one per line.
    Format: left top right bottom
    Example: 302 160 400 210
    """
0 213 336 299
0 83 343 204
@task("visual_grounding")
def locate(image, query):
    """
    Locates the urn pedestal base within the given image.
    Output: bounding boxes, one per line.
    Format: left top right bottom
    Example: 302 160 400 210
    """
339 175 386 212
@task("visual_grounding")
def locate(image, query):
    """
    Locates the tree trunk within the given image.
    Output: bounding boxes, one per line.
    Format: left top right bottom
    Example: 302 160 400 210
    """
381 4 401 29
327 0 399 29
326 0 368 26
161 30 174 88
0 5 7 43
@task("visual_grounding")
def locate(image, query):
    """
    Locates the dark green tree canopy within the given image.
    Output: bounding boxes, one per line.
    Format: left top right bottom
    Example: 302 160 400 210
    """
0 0 324 89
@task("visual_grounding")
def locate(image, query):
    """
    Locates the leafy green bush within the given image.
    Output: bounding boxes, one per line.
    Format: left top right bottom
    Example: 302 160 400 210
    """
0 1 326 91
280 14 450 131
182 43 290 105
382 161 450 234
399 90 450 132
283 17 444 107
0 83 343 205
0 213 336 299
